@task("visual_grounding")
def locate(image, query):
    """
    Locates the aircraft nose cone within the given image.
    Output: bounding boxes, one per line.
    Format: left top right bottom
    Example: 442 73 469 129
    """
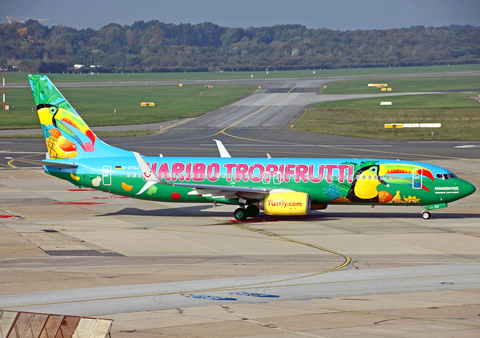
460 180 476 197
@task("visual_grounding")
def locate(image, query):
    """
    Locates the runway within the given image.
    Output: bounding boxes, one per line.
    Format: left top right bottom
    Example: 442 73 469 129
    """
1 72 480 337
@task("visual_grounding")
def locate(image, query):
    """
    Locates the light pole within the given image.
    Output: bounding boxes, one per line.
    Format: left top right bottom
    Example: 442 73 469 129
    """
2 68 5 110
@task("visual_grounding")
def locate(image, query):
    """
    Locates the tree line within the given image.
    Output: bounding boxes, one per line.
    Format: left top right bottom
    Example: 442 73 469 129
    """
1 20 479 73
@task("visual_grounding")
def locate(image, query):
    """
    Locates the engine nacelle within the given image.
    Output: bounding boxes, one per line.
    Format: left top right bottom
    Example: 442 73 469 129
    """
259 192 311 216
311 203 328 210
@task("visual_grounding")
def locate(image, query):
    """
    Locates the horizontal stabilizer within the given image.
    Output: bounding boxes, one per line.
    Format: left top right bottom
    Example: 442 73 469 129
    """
13 158 78 168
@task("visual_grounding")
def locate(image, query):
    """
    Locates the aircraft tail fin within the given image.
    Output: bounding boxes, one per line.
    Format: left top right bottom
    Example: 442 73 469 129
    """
29 74 128 159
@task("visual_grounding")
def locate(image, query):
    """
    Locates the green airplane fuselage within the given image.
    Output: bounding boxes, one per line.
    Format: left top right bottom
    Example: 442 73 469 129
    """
45 155 475 208
29 74 476 220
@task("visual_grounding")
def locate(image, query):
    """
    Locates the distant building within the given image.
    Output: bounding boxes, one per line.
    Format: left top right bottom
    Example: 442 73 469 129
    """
74 64 84 69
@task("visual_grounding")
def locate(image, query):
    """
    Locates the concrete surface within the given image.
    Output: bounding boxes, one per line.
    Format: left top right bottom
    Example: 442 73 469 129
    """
1 72 479 337
0 162 479 337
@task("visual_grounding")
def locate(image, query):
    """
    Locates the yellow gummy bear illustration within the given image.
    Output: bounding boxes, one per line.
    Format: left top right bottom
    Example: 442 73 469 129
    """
392 190 404 203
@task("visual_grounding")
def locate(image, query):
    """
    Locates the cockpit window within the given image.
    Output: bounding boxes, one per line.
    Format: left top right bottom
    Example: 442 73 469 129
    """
436 173 457 180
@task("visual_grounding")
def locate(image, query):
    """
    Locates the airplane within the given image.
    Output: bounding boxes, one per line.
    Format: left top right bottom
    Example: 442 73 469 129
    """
24 74 475 220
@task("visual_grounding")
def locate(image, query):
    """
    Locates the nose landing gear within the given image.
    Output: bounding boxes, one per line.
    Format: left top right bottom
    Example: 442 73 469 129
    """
421 203 447 220
421 210 431 219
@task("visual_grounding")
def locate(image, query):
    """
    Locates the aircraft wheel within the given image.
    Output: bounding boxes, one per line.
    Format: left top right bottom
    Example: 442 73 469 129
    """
234 208 248 221
422 211 431 220
246 205 260 217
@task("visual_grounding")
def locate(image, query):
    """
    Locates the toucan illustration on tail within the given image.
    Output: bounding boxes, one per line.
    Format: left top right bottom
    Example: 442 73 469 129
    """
29 74 127 160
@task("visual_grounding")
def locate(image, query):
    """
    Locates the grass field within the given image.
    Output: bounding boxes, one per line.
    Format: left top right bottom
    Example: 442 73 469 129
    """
4 64 480 84
0 85 257 129
0 130 156 138
292 93 480 140
322 75 480 94
2 65 479 140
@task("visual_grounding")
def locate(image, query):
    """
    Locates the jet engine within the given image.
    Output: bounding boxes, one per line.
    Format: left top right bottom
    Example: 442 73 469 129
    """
258 192 311 216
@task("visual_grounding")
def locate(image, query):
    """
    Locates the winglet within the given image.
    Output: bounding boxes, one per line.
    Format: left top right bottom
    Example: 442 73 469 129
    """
213 139 231 158
132 151 162 195
137 181 158 195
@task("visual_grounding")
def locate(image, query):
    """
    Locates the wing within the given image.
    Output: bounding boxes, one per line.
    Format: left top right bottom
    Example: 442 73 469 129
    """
179 182 268 201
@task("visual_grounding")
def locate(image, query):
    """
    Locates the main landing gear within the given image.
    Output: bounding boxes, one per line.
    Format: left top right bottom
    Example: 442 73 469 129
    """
234 205 260 221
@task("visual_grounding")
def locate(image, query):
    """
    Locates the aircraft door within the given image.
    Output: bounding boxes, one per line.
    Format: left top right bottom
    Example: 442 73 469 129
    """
102 166 112 186
412 168 423 190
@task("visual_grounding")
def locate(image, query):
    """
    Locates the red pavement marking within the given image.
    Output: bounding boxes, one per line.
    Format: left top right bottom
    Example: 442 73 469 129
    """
92 196 130 199
54 202 105 205
228 219 279 223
